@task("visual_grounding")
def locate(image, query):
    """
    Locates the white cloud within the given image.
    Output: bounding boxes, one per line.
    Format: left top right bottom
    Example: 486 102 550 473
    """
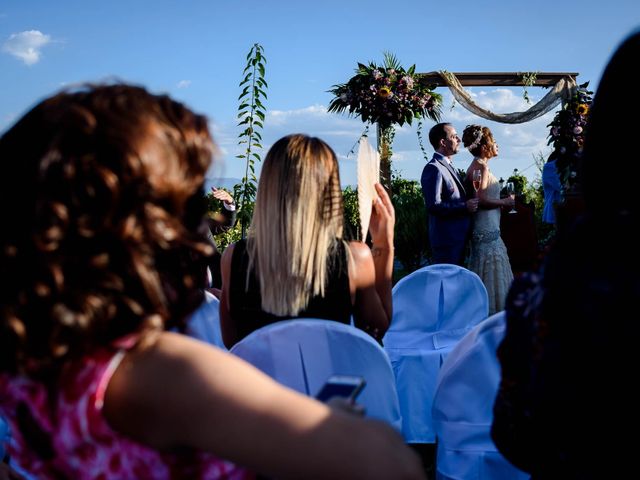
267 104 329 126
2 30 52 65
177 80 192 89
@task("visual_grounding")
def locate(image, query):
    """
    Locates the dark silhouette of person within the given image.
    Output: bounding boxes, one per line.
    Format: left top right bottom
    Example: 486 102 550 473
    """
491 29 640 479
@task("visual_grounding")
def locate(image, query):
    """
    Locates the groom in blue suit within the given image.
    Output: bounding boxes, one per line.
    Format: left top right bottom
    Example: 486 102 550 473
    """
421 123 478 265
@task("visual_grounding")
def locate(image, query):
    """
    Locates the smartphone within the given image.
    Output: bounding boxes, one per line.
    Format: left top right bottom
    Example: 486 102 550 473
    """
314 375 366 403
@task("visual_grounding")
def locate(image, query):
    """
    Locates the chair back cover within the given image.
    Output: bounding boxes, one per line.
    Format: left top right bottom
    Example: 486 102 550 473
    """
432 311 528 480
186 291 226 350
383 263 489 442
230 318 401 430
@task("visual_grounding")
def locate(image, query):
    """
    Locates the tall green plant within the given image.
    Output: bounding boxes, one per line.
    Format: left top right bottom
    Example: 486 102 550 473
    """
235 43 268 237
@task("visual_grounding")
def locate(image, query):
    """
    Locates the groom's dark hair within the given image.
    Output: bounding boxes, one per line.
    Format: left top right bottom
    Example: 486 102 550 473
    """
429 122 452 150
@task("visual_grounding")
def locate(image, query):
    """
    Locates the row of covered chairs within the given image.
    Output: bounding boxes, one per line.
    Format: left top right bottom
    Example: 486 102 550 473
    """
188 264 526 479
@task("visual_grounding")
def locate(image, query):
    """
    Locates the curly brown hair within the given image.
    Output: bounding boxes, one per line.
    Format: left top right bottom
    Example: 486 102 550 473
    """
462 124 494 157
0 84 215 377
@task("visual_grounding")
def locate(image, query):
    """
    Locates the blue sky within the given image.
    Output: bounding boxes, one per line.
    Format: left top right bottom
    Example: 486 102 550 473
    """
1 1 638 187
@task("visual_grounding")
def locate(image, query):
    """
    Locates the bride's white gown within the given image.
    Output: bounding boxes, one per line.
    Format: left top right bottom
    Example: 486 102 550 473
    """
468 169 513 314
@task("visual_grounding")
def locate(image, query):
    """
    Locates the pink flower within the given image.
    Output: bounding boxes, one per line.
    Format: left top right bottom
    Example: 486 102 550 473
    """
573 126 583 134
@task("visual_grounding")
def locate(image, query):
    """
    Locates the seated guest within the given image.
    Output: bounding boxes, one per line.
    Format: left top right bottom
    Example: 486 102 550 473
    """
0 84 424 480
541 152 562 225
219 134 394 348
205 186 236 292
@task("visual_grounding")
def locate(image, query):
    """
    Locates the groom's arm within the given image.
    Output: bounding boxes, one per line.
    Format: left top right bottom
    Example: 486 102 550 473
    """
421 164 468 217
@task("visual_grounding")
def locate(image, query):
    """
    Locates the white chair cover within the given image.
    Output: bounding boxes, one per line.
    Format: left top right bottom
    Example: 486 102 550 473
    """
432 311 528 480
230 318 402 430
186 291 226 350
383 264 489 442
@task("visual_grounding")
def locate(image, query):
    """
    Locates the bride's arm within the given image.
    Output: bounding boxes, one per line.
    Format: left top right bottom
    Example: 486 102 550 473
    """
475 163 513 209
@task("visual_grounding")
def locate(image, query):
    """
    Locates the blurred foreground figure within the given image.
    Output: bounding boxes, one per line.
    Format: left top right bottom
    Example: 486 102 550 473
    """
492 30 640 479
0 84 424 480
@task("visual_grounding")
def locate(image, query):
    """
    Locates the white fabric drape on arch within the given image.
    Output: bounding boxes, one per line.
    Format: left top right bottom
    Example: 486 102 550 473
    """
438 71 577 124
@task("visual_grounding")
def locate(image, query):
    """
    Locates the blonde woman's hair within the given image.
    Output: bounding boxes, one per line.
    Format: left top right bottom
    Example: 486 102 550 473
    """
247 134 345 316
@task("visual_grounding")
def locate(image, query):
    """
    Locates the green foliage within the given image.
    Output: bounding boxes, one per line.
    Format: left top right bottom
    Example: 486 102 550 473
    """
235 43 268 237
546 82 592 191
327 52 442 131
529 152 557 248
342 186 361 241
342 174 429 272
520 71 538 104
329 53 442 192
213 223 243 252
416 120 430 161
506 169 533 203
204 188 245 252
390 175 429 271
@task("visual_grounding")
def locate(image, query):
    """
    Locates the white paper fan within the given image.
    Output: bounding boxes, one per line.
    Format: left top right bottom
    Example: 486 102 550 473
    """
356 137 380 242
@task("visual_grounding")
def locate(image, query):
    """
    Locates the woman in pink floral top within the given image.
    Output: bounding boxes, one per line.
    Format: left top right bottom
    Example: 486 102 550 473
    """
0 84 424 480
0 342 247 479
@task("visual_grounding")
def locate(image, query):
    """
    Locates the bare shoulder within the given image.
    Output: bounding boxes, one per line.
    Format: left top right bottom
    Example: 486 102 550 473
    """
348 240 373 263
108 332 226 393
476 160 489 172
347 241 375 288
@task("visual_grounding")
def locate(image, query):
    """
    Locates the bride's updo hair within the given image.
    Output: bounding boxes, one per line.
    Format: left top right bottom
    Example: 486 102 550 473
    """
462 124 494 157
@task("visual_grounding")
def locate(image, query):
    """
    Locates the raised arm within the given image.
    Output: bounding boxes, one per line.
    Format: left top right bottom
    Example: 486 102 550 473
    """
208 188 237 235
349 184 394 341
469 163 512 210
104 333 425 480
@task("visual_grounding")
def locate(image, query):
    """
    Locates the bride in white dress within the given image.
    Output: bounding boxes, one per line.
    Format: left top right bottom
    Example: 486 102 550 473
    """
462 125 515 314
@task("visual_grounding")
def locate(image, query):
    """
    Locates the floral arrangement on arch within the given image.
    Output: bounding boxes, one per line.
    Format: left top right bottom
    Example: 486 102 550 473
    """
546 82 593 190
327 53 442 131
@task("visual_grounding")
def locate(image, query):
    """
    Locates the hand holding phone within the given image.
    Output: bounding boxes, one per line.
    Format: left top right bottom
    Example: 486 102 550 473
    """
314 375 366 403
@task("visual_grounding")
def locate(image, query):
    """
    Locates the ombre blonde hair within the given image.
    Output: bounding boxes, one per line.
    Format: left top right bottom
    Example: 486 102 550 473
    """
247 134 346 316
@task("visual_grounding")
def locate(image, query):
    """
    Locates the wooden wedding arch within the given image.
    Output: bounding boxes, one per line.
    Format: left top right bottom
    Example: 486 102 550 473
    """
376 71 579 189
418 72 577 87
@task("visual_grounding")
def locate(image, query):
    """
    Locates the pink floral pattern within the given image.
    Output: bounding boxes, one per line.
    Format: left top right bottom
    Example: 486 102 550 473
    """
0 346 254 480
